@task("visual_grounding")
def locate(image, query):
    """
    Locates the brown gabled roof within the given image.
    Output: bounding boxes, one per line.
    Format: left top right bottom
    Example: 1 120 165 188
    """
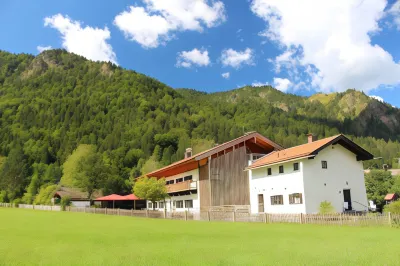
145 132 283 177
247 134 373 170
54 186 102 200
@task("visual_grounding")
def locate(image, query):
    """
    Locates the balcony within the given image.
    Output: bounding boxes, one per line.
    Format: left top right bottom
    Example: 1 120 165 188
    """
166 180 197 193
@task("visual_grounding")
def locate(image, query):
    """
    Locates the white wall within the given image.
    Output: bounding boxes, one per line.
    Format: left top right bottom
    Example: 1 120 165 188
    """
249 161 306 214
302 144 368 213
71 201 90 207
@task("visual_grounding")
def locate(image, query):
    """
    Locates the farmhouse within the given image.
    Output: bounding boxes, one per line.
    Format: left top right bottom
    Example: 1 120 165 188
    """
53 186 102 207
145 132 283 211
247 134 373 214
146 132 373 214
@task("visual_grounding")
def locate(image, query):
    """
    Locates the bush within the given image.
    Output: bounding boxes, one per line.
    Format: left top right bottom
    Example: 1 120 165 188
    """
384 201 400 214
319 201 335 214
60 196 71 211
34 184 58 205
12 198 22 207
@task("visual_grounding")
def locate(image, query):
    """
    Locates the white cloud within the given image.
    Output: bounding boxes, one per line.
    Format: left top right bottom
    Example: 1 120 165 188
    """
114 0 226 48
370 95 384 102
37 46 52 53
222 72 230 79
220 48 254 68
388 1 400 30
273 77 291 92
44 14 117 64
252 81 269 87
251 0 400 93
176 48 210 68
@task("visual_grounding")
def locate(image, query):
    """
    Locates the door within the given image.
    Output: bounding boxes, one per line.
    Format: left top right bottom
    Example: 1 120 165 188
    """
258 194 264 213
343 189 352 211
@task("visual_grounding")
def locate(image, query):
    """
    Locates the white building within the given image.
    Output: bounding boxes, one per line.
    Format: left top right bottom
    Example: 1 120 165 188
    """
247 134 373 214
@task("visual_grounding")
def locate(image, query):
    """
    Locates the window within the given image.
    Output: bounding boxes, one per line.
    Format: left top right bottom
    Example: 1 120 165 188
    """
176 178 183 183
279 165 284 174
267 168 272 176
166 180 174 185
293 163 299 171
185 200 193 209
154 202 158 209
184 175 193 181
289 193 303 204
322 161 328 169
270 195 284 205
159 202 164 209
176 200 184 208
148 202 153 209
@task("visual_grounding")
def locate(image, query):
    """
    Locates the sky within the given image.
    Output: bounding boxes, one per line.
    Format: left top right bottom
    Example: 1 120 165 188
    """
1 0 400 107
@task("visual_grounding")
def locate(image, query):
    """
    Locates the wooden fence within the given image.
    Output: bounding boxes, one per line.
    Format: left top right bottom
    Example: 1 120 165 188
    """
1 203 399 227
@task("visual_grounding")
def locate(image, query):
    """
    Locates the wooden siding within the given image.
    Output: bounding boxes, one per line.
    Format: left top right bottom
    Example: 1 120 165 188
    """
210 145 250 206
199 163 211 209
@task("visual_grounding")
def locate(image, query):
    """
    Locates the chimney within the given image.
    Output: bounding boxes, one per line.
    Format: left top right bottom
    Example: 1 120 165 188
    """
307 133 317 143
185 148 192 158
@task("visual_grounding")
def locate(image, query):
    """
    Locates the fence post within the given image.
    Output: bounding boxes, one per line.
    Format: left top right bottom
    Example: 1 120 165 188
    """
389 212 392 227
264 213 267 223
207 211 211 222
146 209 149 218
131 208 134 217
300 213 304 224
118 208 120 216
340 213 343 226
84 207 86 213
164 209 167 219
105 207 107 215
185 210 188 221
232 211 236 222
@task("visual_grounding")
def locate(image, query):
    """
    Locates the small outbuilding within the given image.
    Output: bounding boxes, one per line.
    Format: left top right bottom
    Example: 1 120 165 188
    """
53 186 102 207
384 193 398 204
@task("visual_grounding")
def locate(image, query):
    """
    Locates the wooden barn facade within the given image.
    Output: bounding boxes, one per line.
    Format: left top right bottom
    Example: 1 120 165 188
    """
145 132 283 211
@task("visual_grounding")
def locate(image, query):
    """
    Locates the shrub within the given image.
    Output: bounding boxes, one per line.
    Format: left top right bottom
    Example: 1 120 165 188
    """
60 196 71 211
12 198 22 207
384 201 400 214
319 201 335 214
34 184 58 205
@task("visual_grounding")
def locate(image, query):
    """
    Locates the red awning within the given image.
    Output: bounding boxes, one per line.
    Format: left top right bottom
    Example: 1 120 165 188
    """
121 194 141 200
95 194 141 201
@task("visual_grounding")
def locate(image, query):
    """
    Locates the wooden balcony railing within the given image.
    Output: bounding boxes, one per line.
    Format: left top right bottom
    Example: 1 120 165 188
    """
166 181 197 193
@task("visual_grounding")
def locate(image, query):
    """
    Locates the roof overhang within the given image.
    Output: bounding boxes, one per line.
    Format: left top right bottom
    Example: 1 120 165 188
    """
144 132 283 178
246 155 315 171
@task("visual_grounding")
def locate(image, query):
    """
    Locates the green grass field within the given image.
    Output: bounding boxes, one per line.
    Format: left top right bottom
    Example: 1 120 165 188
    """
1 208 399 266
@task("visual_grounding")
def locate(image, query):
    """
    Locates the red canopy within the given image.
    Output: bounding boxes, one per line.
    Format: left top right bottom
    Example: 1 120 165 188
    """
95 193 141 201
121 194 141 200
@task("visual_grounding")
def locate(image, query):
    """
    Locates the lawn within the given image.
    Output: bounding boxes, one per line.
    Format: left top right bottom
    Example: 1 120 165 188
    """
0 209 399 266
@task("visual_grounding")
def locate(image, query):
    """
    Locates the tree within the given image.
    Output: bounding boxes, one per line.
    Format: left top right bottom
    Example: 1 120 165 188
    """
0 147 30 201
390 175 400 196
365 170 393 209
74 153 110 200
133 177 168 210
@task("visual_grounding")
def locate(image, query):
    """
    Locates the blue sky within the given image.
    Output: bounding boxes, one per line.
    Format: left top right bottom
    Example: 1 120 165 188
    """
1 0 400 107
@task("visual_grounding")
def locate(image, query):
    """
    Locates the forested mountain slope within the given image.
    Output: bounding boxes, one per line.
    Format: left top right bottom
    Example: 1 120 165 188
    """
0 49 399 203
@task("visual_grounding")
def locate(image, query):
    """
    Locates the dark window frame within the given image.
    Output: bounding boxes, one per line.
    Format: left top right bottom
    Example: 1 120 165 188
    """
184 175 193 181
176 178 183 183
267 168 272 176
184 199 193 208
322 161 328 169
176 200 184 208
279 165 284 174
293 163 299 171
270 195 284 205
289 193 303 204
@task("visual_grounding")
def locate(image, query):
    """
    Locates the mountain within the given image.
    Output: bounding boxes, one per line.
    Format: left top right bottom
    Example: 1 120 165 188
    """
0 49 399 203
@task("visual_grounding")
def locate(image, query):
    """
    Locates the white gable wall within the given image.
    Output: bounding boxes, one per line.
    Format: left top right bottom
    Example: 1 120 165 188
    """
249 161 306 214
302 144 368 213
